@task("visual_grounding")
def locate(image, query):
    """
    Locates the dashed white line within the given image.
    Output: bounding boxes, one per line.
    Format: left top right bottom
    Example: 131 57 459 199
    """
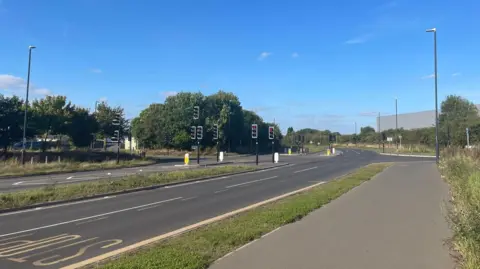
225 176 278 189
66 176 74 180
0 197 182 238
137 204 162 212
75 216 108 226
214 189 230 194
293 166 318 174
181 196 198 201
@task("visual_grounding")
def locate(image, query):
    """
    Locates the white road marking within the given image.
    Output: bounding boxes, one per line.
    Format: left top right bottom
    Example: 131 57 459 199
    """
350 149 361 154
181 196 198 201
137 204 162 212
12 181 48 186
214 189 229 194
12 182 23 186
66 176 73 180
225 176 278 189
293 166 318 174
0 197 182 238
75 216 108 226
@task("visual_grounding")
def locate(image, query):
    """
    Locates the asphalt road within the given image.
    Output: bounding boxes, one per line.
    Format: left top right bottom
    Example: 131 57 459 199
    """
0 149 431 269
0 153 292 192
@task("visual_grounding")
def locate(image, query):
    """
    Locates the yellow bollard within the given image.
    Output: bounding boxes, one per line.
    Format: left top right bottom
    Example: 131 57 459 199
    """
327 149 331 156
184 153 189 165
288 148 292 155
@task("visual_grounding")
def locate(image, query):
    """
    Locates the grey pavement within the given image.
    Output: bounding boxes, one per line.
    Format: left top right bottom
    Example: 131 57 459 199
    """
210 161 455 269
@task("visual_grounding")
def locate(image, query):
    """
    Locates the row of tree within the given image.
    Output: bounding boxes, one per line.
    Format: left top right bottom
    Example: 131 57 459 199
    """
130 90 283 153
0 94 129 153
338 95 480 148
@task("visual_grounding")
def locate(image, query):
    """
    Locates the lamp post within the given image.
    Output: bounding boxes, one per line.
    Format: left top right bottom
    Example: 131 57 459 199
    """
426 27 439 164
395 97 398 149
21 45 36 165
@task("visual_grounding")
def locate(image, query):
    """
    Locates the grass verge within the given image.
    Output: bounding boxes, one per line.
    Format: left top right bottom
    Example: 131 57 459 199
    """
341 144 435 155
97 163 391 269
0 159 156 178
0 165 255 210
439 149 480 269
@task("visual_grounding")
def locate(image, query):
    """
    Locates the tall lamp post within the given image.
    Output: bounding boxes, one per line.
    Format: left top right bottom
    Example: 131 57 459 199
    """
426 27 439 164
21 45 36 165
395 97 398 149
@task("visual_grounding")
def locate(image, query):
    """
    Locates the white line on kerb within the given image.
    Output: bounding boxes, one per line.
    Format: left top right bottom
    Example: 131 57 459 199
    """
293 166 318 174
225 176 278 189
0 197 182 238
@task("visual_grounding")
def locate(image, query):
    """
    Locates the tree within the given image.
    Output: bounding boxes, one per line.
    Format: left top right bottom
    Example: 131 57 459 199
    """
131 104 166 148
68 107 99 148
94 102 128 150
0 95 25 155
31 95 73 151
439 95 480 147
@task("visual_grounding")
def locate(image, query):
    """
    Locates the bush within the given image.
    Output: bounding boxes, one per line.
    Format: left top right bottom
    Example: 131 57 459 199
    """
440 148 480 269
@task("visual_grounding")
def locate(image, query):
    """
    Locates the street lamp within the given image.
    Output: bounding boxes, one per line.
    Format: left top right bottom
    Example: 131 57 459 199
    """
21 45 36 165
426 27 439 163
395 97 398 149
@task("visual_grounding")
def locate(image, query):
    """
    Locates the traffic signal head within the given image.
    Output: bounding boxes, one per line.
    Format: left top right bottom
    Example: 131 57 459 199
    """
190 126 196 140
193 106 200 120
196 126 203 140
382 132 386 141
251 124 258 139
268 126 274 140
213 124 219 140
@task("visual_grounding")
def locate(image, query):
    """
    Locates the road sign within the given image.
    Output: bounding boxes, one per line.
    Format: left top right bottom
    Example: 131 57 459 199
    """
387 137 393 142
196 126 203 140
251 124 258 139
268 126 274 140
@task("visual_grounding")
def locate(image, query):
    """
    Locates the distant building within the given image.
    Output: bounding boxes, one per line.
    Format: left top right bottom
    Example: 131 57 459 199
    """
124 136 138 151
376 104 480 132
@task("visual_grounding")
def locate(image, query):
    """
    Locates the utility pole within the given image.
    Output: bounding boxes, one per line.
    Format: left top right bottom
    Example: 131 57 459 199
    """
395 97 398 149
378 112 381 149
466 127 470 148
21 45 36 165
427 27 439 164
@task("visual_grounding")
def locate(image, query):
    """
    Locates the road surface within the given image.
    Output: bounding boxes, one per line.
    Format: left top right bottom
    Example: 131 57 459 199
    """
0 149 427 269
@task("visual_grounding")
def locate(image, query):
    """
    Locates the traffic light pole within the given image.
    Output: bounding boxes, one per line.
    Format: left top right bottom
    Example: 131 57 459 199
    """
255 139 259 166
271 140 274 163
116 130 120 164
216 141 219 162
197 140 200 165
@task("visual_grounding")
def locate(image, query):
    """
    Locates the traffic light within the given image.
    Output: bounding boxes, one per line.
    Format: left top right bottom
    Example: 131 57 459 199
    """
301 135 305 143
268 126 274 140
193 106 200 120
382 132 386 141
251 124 258 139
196 126 203 140
213 124 219 140
190 126 196 140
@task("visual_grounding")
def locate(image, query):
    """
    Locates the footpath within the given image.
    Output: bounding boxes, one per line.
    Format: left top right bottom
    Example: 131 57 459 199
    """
210 161 456 269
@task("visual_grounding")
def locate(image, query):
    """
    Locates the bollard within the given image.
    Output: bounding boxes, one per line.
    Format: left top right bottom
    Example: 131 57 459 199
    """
31 157 34 165
58 156 61 163
332 148 336 154
184 153 189 165
45 156 48 164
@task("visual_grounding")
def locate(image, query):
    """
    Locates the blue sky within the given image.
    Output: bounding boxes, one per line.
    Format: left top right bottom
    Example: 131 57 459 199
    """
1 0 480 134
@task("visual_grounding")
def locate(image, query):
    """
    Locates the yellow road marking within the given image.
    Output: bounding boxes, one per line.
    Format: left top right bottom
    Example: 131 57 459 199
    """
0 234 81 257
8 238 99 263
61 180 331 269
34 239 122 266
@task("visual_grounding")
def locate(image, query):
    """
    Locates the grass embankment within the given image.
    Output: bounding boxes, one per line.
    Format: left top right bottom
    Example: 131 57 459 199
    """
0 165 255 210
440 148 480 269
0 159 156 178
98 163 390 269
341 144 435 155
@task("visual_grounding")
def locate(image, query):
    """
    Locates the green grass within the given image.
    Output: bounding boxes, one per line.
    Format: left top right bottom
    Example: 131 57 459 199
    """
439 149 480 269
97 163 391 269
341 144 435 155
0 159 156 177
0 165 255 210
